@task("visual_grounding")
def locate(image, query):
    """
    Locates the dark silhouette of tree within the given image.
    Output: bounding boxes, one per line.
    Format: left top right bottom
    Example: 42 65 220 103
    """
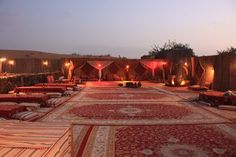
217 47 236 56
142 40 195 61
141 41 195 78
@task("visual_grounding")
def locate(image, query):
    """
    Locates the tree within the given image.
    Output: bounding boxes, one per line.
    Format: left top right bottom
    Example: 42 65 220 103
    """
217 47 236 56
142 40 195 61
141 41 195 79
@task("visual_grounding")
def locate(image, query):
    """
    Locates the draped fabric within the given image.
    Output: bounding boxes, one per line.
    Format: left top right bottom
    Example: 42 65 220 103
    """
108 62 120 74
140 61 163 77
135 63 147 75
195 58 204 80
67 60 74 80
73 61 87 79
87 61 113 70
87 61 113 80
81 63 95 75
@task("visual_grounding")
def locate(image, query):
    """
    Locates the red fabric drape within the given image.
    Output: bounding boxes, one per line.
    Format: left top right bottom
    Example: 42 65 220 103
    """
140 61 162 70
68 60 74 80
87 61 113 70
140 60 163 77
195 59 204 80
87 61 113 80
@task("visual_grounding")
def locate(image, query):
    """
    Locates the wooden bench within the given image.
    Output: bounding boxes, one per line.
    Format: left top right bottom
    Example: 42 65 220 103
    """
0 121 73 157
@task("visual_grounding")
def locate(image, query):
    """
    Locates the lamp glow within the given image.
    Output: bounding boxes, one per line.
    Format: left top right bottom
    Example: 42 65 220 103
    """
42 60 48 66
0 58 6 62
65 62 70 67
8 60 15 65
180 80 185 86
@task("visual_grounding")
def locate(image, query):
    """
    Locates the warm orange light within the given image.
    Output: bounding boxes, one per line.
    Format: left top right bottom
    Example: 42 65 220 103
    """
180 80 185 86
126 65 130 69
211 68 214 74
42 60 48 66
65 62 70 67
184 62 188 66
98 64 101 68
211 68 215 78
8 60 15 65
171 80 175 85
162 62 166 65
0 58 6 62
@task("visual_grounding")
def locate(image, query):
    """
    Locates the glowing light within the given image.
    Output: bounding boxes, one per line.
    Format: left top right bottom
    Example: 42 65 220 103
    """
211 68 215 78
211 68 214 74
98 64 101 68
126 65 130 69
184 62 188 66
0 58 6 62
8 60 15 65
65 62 71 68
180 80 185 86
171 80 175 85
42 60 48 66
162 62 166 65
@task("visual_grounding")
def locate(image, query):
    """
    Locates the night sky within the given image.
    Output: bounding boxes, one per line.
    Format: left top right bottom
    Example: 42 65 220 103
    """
0 0 235 58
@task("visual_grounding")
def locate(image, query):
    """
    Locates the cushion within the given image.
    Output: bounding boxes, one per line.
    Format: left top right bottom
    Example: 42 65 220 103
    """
13 111 40 121
18 102 41 111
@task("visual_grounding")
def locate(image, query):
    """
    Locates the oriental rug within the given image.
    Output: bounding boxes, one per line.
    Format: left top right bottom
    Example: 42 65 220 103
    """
69 91 182 102
41 101 229 125
77 124 236 157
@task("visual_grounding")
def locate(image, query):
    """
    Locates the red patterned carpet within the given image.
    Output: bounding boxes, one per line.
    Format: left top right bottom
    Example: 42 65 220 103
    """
84 92 166 100
87 87 156 92
79 124 236 157
39 81 236 157
69 103 192 120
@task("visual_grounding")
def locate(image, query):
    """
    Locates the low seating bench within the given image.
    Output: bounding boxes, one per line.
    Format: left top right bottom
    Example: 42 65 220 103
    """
0 94 50 106
199 91 236 106
189 85 208 91
14 86 67 93
35 83 76 88
0 105 26 119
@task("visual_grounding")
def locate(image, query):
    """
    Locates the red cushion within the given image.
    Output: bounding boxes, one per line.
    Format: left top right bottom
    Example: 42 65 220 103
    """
0 105 26 118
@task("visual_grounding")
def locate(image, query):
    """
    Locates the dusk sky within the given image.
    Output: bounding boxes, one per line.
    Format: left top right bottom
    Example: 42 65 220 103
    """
0 0 235 58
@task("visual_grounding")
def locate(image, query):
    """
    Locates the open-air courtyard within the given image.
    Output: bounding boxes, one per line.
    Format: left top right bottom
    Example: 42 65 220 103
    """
1 0 236 156
38 81 236 157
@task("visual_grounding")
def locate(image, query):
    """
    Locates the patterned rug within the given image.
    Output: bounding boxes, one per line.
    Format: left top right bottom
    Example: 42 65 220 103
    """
41 101 228 125
77 124 236 157
85 87 157 92
69 103 192 120
84 92 167 100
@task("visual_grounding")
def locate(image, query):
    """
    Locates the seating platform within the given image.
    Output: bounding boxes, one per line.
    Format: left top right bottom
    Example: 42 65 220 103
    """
188 85 208 91
0 121 73 157
35 83 76 88
14 86 67 93
199 91 236 106
0 94 50 106
0 105 26 119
